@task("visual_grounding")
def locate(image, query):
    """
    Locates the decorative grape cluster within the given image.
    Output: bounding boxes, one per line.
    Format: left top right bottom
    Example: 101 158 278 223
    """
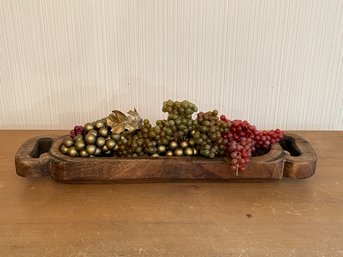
60 119 120 157
191 111 229 158
220 116 283 174
60 100 283 176
254 129 283 149
60 100 230 158
162 100 198 140
70 125 84 138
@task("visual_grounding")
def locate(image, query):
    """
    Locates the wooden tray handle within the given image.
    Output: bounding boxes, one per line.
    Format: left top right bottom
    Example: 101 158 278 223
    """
15 135 59 177
281 133 317 179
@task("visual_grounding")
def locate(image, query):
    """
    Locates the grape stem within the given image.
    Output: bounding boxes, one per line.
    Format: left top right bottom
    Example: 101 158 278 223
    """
236 153 241 176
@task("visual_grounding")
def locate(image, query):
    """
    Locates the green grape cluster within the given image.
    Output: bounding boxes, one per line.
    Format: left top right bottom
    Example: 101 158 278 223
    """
191 110 229 158
119 119 158 157
162 100 198 140
60 99 230 159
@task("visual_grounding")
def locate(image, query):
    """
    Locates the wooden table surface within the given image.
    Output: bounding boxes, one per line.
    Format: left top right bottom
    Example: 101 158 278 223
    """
1 130 342 257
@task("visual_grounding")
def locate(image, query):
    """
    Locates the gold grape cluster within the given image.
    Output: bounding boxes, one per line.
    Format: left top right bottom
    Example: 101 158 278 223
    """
60 100 230 158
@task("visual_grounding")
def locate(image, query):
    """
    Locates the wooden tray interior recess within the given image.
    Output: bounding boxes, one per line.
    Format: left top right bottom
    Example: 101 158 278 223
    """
15 133 317 183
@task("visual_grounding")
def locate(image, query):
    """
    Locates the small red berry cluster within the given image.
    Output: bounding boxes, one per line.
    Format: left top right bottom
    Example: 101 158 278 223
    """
220 115 283 175
70 125 84 138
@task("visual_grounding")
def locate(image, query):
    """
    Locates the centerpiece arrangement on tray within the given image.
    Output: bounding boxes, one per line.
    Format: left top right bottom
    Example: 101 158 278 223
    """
61 100 283 175
15 99 317 183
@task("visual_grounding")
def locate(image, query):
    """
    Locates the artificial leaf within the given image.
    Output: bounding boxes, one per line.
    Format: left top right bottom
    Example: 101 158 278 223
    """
111 123 125 134
106 108 142 135
113 110 127 123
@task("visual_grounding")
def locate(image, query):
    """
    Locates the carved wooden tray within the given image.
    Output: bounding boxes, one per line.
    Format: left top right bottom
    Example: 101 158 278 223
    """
15 133 317 183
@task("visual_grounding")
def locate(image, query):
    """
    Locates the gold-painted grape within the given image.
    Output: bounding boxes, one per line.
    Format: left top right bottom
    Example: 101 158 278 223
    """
85 133 96 144
86 145 96 155
63 138 74 148
68 147 78 157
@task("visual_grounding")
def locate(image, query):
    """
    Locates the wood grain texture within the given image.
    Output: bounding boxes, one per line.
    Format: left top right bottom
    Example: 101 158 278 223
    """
1 0 343 130
15 133 317 183
1 130 343 256
282 133 318 179
15 135 59 177
48 139 285 183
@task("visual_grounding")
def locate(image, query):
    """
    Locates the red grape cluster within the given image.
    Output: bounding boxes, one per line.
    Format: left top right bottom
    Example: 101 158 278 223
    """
254 129 283 149
220 115 283 175
70 125 84 138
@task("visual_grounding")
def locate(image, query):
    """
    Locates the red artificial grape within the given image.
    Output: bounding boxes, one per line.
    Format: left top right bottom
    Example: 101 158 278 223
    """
220 116 283 175
70 125 84 138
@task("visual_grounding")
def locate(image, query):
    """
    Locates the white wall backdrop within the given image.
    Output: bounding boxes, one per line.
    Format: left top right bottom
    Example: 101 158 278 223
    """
0 0 342 130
